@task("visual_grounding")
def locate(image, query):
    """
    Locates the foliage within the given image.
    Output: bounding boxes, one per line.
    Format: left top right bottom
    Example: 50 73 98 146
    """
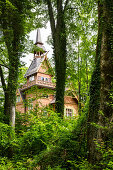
65 0 98 110
31 45 44 54
0 123 10 157
0 101 113 169
0 105 85 168
18 67 28 85
16 107 88 169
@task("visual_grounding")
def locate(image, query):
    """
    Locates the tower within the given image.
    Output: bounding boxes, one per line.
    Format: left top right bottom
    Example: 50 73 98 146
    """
34 29 46 58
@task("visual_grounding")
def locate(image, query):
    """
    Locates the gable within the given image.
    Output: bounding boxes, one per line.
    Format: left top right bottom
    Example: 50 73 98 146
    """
38 59 49 74
24 55 53 78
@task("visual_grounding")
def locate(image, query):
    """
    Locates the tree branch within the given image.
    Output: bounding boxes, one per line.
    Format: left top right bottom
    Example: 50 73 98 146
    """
0 65 6 91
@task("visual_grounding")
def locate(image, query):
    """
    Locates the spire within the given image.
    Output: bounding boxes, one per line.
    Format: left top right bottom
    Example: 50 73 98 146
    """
35 29 43 45
34 29 46 58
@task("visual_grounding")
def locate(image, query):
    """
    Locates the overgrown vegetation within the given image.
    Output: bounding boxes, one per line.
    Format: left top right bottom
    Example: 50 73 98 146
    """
0 102 113 169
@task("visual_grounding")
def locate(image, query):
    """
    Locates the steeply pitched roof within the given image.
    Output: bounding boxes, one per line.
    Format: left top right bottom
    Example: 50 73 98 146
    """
35 29 42 44
24 57 44 77
35 29 46 52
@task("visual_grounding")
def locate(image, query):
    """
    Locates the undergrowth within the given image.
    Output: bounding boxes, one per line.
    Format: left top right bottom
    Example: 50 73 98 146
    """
0 104 113 169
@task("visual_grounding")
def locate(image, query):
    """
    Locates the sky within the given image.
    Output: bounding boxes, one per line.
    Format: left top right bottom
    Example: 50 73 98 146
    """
22 23 53 67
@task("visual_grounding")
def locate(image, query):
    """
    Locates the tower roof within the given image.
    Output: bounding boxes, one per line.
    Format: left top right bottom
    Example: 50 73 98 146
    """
35 29 42 44
35 29 46 52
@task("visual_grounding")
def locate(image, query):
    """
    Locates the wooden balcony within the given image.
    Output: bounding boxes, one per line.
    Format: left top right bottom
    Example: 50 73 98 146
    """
21 79 55 90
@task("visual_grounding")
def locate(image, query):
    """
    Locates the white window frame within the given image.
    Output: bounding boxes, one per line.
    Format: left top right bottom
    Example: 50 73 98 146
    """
66 108 73 117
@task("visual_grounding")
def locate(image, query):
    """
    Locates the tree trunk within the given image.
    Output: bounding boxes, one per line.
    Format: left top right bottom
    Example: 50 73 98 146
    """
1 0 21 126
3 91 10 123
7 52 19 127
4 86 17 127
87 0 113 164
99 0 113 145
46 0 68 117
77 38 81 114
54 16 66 117
10 104 16 127
86 59 88 94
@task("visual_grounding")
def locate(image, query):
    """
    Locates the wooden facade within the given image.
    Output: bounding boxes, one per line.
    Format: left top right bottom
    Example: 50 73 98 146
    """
16 29 78 117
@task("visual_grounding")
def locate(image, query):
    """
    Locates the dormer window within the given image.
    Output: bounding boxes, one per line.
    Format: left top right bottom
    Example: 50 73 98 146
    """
29 75 34 82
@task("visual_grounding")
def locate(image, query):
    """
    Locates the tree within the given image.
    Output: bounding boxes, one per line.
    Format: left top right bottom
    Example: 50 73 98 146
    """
65 1 97 113
87 0 113 163
0 0 33 126
43 0 70 117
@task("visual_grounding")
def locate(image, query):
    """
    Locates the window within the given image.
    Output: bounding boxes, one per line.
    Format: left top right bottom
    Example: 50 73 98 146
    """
45 78 48 81
29 75 34 82
41 77 44 81
28 102 33 110
40 77 50 81
66 108 73 117
16 96 20 103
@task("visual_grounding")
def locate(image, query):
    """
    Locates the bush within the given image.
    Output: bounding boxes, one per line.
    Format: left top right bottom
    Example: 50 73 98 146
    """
0 123 11 157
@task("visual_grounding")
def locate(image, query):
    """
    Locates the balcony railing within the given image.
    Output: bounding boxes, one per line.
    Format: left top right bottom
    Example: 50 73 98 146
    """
21 79 55 90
